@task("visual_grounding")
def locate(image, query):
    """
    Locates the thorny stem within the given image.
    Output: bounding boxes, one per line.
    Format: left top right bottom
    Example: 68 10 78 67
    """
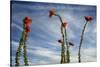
65 29 70 63
60 25 66 63
15 30 25 66
56 14 66 63
56 15 63 24
15 22 29 66
23 32 29 66
78 21 88 63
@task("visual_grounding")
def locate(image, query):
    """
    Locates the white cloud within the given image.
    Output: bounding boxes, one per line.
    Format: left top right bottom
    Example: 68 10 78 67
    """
70 47 96 63
12 23 23 31
93 27 97 33
81 47 96 57
26 46 61 65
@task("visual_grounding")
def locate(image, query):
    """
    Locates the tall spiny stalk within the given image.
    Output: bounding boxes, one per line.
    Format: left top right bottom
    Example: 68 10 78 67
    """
78 21 88 63
57 15 66 63
49 9 70 63
15 16 32 66
64 29 70 63
15 23 25 66
60 23 66 63
23 32 29 65
78 16 93 63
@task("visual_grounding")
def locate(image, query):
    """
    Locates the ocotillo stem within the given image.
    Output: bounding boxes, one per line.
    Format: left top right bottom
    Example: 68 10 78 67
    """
56 14 66 63
23 32 29 66
65 29 70 63
78 21 88 63
15 30 25 66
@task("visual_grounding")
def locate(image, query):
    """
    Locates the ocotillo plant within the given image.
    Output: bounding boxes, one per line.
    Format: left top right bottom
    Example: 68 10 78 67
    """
49 9 66 63
49 9 71 63
62 22 70 63
55 15 70 63
78 16 93 63
63 22 75 63
23 16 32 65
15 16 32 66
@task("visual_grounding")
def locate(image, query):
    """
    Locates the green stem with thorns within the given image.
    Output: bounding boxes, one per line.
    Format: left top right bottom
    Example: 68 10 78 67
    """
15 30 25 66
78 21 88 63
56 15 66 63
65 29 70 63
23 33 29 66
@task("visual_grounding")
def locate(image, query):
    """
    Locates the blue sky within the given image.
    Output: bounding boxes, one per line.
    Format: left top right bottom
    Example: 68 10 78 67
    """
11 1 96 66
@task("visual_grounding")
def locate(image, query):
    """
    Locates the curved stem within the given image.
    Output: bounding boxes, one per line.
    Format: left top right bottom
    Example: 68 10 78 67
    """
56 14 63 24
56 14 66 63
78 21 88 63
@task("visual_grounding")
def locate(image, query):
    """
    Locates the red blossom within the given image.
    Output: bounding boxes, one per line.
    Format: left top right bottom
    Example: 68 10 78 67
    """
25 25 31 33
49 9 56 17
58 39 63 43
85 16 93 22
23 16 32 25
62 22 68 28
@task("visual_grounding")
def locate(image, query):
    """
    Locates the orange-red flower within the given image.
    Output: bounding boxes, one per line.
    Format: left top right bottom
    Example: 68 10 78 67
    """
62 22 68 28
25 25 31 33
49 9 56 17
85 16 93 22
23 16 32 25
58 39 63 43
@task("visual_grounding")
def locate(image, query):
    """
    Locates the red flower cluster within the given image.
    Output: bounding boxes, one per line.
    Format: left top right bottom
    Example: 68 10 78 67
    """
58 39 63 43
23 16 32 33
62 22 68 28
25 25 31 33
23 16 32 26
85 16 93 22
49 9 56 17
